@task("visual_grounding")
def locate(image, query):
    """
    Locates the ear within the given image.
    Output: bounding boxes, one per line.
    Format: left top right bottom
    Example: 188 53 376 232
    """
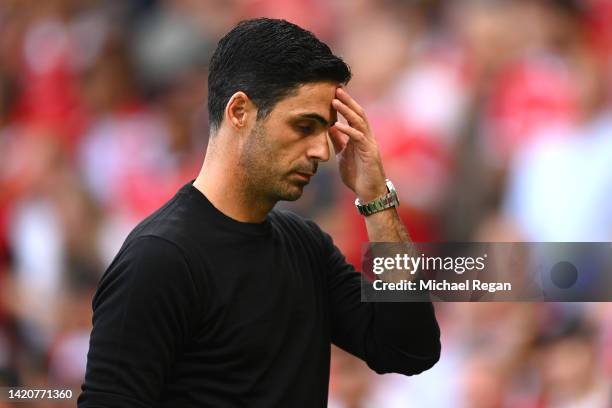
225 91 255 131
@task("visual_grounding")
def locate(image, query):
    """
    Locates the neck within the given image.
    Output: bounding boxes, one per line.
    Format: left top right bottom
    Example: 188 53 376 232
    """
192 136 275 223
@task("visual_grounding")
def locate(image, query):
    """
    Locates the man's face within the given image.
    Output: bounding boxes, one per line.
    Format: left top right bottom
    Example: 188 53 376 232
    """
239 81 338 202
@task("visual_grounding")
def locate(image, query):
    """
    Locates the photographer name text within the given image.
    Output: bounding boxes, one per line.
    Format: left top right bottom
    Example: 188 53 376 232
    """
373 279 512 293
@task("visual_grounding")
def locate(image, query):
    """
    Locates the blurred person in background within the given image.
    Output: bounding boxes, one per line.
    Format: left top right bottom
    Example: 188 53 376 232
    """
533 315 611 407
503 55 612 241
460 352 508 408
329 346 376 408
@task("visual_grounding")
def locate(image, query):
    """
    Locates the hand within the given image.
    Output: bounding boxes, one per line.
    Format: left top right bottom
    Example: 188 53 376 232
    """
329 87 387 202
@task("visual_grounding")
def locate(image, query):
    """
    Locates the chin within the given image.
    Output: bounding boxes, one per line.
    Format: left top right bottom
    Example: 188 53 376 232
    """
277 184 305 202
280 190 303 202
282 194 302 202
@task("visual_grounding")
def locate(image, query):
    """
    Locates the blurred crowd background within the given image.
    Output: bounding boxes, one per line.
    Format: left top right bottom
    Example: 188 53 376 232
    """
0 0 611 407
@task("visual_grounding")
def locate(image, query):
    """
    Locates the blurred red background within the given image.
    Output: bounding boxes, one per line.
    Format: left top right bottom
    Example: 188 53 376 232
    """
1 0 611 407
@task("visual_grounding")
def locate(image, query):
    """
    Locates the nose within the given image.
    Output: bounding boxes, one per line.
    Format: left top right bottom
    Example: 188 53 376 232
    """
306 130 331 163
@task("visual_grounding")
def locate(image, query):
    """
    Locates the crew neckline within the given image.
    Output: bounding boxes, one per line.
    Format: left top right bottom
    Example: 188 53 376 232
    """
182 180 272 235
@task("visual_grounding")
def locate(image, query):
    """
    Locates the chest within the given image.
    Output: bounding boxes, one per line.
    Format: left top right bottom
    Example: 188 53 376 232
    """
188 234 330 362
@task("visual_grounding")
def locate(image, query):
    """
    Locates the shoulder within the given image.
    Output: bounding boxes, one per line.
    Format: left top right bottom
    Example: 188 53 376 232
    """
100 235 196 294
120 191 200 262
92 234 204 339
93 235 202 313
121 234 188 264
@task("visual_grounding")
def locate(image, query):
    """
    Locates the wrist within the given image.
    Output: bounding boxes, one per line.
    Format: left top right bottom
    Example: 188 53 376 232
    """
355 179 400 217
356 183 388 203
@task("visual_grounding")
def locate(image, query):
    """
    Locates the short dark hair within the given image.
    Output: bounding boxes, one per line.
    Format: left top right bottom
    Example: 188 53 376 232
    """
207 18 351 131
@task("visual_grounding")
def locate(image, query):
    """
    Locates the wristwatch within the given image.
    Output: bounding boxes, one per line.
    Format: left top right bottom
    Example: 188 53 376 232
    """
354 179 400 216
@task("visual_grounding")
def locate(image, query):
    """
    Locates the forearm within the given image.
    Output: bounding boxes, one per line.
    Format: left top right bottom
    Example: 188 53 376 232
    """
363 206 410 243
363 207 441 374
362 204 419 283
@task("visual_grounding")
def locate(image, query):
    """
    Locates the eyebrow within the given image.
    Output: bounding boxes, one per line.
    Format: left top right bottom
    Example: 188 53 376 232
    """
295 113 333 128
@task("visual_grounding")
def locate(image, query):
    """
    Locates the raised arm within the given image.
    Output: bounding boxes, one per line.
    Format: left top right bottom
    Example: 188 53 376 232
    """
327 87 440 374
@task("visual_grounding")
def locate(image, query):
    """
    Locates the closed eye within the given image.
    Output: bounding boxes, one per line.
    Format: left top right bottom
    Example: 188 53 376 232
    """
296 125 315 135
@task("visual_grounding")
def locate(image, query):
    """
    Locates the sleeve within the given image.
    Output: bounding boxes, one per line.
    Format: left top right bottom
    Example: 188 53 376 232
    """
77 236 201 408
311 222 441 376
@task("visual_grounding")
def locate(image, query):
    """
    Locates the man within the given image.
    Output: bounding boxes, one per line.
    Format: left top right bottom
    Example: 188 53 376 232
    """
78 18 440 407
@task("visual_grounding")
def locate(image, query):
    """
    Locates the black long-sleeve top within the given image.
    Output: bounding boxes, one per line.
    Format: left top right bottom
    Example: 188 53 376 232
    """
78 182 440 407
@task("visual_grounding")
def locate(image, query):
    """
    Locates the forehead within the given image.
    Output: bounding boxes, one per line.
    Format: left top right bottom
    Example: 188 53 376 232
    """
273 81 338 121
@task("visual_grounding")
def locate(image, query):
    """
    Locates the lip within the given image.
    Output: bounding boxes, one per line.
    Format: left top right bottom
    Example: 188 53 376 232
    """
293 172 314 182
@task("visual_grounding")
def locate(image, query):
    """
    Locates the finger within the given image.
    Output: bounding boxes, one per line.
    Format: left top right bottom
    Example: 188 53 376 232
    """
332 98 367 132
333 121 367 145
329 126 349 154
336 87 367 119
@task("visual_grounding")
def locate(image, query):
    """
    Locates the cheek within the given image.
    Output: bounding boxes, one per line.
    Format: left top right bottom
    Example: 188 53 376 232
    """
257 123 308 168
281 144 309 168
268 140 302 165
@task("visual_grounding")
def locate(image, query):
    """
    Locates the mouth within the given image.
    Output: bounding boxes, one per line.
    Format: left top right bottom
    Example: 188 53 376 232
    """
292 171 314 183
